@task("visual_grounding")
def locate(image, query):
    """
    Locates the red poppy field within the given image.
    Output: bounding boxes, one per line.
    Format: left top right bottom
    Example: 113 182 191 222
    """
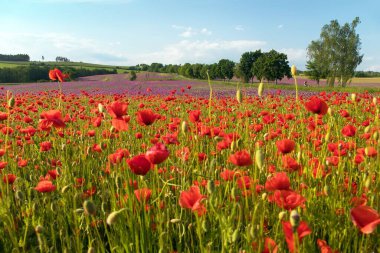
0 72 379 252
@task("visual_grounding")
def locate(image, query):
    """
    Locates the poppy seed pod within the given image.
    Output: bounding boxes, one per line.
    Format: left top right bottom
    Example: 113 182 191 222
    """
106 209 126 226
181 121 188 134
291 65 297 77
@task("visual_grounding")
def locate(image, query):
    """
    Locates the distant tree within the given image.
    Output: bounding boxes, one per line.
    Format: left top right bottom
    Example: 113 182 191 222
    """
129 70 137 81
149 63 164 72
304 60 325 85
42 56 45 61
252 50 291 83
238 50 262 83
55 56 70 62
191 64 203 79
218 59 235 81
0 54 30 61
307 17 363 87
208 63 221 79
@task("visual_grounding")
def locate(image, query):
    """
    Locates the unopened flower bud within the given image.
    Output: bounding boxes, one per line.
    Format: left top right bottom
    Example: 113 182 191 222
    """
98 103 104 113
291 65 297 77
278 211 287 221
258 82 264 97
290 210 300 230
351 93 356 102
236 88 243 103
35 225 44 234
255 148 264 170
181 121 188 134
106 209 126 226
170 218 181 223
373 97 377 105
206 180 215 194
8 96 15 108
83 200 96 216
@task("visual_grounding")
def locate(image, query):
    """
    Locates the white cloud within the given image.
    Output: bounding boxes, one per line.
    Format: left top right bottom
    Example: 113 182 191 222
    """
172 25 212 38
365 65 380 72
279 48 306 64
0 32 127 64
131 39 266 65
277 24 284 29
235 25 244 31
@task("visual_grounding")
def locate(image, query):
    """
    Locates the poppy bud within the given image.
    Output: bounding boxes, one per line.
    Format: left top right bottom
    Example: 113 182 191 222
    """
87 247 95 253
372 132 378 140
236 88 242 103
170 218 181 223
278 211 287 221
35 225 44 234
61 184 71 193
83 200 96 216
327 107 332 116
255 148 264 170
364 126 370 133
291 65 297 77
351 93 356 102
106 209 126 226
206 180 215 194
324 132 330 142
373 97 377 105
258 82 264 97
365 177 371 188
323 185 329 195
232 228 239 242
261 192 267 200
181 121 188 134
98 103 104 113
8 96 15 108
15 190 24 201
290 210 300 231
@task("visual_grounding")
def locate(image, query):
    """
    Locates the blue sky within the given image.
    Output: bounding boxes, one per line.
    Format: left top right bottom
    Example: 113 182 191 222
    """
1 0 379 70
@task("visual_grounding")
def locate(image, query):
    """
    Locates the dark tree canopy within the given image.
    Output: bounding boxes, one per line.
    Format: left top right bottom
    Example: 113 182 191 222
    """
252 50 291 84
238 50 262 83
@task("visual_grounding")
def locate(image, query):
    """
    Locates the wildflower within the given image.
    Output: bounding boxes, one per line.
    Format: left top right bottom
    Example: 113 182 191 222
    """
106 101 129 131
145 142 169 164
49 68 69 82
265 172 291 191
282 220 311 252
276 139 296 154
136 109 158 126
305 97 328 115
127 154 152 176
350 205 380 234
229 150 253 167
179 186 207 216
34 180 56 193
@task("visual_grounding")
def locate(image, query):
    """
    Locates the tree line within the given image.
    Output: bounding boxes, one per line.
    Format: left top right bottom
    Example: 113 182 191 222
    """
0 54 30 62
134 49 292 83
0 63 116 83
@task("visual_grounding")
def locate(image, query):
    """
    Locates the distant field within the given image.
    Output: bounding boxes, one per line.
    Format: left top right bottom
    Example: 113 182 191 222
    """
0 60 129 73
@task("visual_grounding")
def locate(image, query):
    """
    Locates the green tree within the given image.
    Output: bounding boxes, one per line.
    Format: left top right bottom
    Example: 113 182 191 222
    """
129 70 137 81
307 17 363 87
238 50 262 83
252 50 291 84
218 59 235 81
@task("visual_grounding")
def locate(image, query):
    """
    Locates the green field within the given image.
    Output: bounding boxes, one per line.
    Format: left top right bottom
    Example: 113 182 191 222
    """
0 60 130 74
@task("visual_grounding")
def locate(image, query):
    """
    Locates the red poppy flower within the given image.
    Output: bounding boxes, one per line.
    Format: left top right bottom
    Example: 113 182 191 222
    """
136 109 158 126
276 139 295 154
273 190 306 210
128 154 152 176
282 221 312 253
350 205 380 234
145 142 169 164
265 172 291 191
0 112 8 121
40 141 52 152
134 188 152 202
3 174 17 184
282 156 301 172
40 110 66 129
229 150 253 167
252 237 278 253
305 97 328 115
189 110 201 123
341 125 356 137
49 68 69 82
220 169 237 181
179 186 207 216
34 180 56 193
107 101 129 131
317 239 338 253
